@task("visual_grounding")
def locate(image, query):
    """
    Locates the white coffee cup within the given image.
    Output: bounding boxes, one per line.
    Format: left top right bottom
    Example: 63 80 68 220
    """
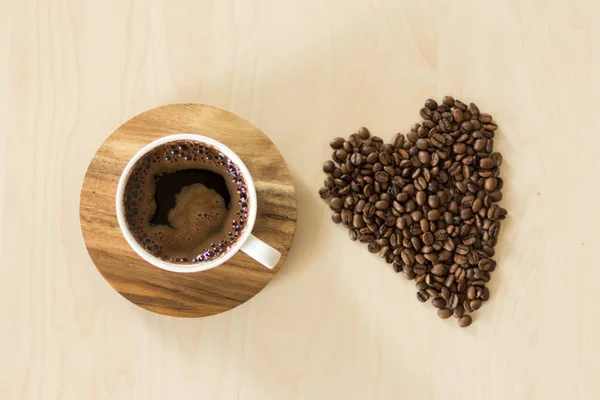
115 134 281 273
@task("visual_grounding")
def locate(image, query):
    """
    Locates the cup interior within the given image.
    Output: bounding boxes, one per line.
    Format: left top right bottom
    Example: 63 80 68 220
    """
115 134 257 273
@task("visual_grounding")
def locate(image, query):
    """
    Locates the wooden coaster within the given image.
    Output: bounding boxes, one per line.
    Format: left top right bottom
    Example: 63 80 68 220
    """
80 104 296 317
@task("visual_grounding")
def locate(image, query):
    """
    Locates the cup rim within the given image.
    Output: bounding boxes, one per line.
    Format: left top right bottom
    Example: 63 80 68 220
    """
115 133 257 273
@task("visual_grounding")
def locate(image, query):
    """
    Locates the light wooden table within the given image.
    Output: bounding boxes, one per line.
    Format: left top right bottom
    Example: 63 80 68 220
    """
1 1 599 399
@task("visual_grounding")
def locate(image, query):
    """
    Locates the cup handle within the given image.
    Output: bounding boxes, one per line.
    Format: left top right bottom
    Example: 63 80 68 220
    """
240 234 281 269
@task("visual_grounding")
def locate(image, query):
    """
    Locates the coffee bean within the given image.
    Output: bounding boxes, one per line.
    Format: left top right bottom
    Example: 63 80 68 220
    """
431 264 447 276
319 187 331 199
479 258 495 272
363 203 376 218
425 99 438 110
420 107 433 120
431 134 445 148
375 200 389 210
422 231 434 246
401 248 416 265
452 99 466 111
358 127 370 139
359 234 375 243
428 209 441 222
418 151 431 165
332 212 342 223
481 287 490 301
330 197 343 210
377 151 390 165
415 138 429 150
323 160 335 173
451 108 464 123
341 209 353 225
349 153 361 166
442 95 454 106
432 297 446 308
330 137 345 149
368 242 380 253
349 229 359 241
466 285 476 300
458 315 472 328
470 299 482 311
335 149 348 161
453 305 465 319
490 153 502 168
487 204 500 220
480 158 495 169
417 291 429 302
461 121 474 132
437 308 452 319
375 171 389 183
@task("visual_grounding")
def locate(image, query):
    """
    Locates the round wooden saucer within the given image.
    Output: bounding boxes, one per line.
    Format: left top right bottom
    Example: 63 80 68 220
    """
79 104 296 317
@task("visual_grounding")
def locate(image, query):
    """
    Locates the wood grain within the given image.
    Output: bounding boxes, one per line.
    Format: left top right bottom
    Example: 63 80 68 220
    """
2 0 600 399
80 104 296 317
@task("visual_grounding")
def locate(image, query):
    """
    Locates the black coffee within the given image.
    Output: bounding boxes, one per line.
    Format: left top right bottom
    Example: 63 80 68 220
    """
123 140 250 264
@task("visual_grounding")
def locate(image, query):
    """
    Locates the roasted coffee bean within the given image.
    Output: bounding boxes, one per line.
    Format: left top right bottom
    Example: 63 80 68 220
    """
341 209 353 225
431 133 445 148
451 108 464 123
466 285 476 300
432 297 446 309
330 137 345 149
352 214 365 229
332 212 342 224
431 264 447 276
375 171 389 183
425 98 438 110
449 293 459 309
421 231 434 246
417 291 429 302
420 107 433 120
319 187 331 199
401 248 416 265
418 151 431 165
349 229 359 241
439 95 453 106
379 152 392 165
368 242 381 253
323 160 335 173
330 197 343 210
487 204 500 220
415 138 428 150
350 153 362 166
427 209 441 221
324 176 335 189
470 299 482 311
461 121 474 132
458 315 472 328
437 308 452 319
479 258 495 272
363 203 375 217
358 126 370 139
335 149 348 162
480 158 495 169
481 286 490 301
472 198 483 213
359 234 375 243
453 305 465 319
374 200 388 210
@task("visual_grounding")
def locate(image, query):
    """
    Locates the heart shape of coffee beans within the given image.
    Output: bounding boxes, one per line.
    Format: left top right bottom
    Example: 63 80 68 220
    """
319 96 507 327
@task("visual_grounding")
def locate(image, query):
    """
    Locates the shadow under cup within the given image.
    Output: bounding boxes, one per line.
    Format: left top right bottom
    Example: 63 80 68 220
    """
115 134 280 273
